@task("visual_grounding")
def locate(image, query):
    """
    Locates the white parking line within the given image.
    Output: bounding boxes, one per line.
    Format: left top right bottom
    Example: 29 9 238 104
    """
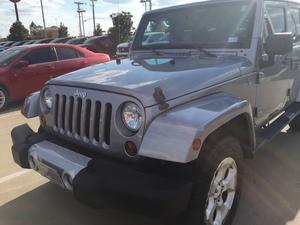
0 112 20 119
0 170 31 184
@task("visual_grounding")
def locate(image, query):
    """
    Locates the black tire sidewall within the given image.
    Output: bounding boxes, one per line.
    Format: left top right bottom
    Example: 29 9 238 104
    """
168 136 243 225
289 114 300 131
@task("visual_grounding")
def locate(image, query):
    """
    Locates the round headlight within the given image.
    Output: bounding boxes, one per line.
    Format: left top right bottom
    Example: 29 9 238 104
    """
122 102 143 132
43 88 53 109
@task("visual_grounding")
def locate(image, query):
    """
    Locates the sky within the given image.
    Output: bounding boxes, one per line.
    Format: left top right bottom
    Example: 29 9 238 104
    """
0 0 200 39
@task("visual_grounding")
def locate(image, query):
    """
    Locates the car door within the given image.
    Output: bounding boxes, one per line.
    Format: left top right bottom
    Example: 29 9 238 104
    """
287 3 300 103
255 1 291 125
53 46 88 76
12 47 57 98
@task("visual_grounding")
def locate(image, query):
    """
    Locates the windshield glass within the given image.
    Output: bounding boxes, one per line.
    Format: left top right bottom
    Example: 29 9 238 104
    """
0 48 26 67
134 1 256 50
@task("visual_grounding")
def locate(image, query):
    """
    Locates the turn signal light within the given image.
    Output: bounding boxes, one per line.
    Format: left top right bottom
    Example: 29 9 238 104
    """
192 138 202 151
124 141 138 157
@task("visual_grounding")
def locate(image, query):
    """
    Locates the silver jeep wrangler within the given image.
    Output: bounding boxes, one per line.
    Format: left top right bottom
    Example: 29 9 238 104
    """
11 0 300 224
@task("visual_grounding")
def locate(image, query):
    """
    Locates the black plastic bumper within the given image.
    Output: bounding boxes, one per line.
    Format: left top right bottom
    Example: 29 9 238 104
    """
11 124 193 216
11 124 45 169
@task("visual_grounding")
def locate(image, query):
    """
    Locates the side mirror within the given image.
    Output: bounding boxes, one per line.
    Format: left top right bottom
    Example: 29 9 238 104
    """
265 33 293 55
15 60 29 69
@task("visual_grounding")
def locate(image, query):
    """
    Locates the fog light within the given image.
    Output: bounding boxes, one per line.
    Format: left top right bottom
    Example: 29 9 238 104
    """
192 138 202 151
124 141 138 157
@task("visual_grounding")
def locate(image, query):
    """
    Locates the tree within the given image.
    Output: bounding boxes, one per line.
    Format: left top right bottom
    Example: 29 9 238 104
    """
94 23 104 36
58 23 68 37
7 21 29 41
107 11 134 55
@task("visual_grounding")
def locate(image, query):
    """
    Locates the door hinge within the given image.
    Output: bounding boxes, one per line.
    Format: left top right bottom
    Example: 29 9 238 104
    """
253 107 258 118
287 88 291 97
256 72 264 84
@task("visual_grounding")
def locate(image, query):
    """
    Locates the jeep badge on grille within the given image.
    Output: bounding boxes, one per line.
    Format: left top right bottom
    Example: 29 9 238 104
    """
74 90 87 98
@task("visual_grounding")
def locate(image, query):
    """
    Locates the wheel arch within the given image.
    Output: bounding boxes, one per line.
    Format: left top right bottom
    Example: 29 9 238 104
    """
0 82 10 99
201 113 255 159
139 93 256 163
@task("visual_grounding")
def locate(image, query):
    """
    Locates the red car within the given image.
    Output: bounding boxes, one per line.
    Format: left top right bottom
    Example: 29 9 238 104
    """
0 44 110 111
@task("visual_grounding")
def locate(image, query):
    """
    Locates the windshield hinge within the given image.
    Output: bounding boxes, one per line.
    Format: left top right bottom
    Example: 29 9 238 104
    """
153 87 169 111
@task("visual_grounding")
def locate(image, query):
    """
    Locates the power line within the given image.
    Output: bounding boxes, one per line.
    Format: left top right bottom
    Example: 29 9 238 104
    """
74 1 84 36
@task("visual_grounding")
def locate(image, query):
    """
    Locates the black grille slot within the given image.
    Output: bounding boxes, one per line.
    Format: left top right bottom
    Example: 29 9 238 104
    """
94 101 101 142
68 97 74 133
104 103 112 145
76 98 82 135
85 99 92 138
54 94 59 127
61 95 66 130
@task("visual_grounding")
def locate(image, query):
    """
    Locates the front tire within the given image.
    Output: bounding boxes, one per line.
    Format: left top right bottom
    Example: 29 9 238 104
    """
289 114 300 131
0 87 9 112
166 136 243 225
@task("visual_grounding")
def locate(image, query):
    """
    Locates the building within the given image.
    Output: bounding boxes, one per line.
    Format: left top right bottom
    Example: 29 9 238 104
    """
30 22 59 39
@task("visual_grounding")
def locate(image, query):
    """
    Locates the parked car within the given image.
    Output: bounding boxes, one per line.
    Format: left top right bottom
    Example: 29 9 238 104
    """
66 37 88 45
0 41 9 46
116 36 134 58
1 41 14 47
11 1 300 225
23 40 37 45
10 41 27 47
116 42 129 57
50 37 73 43
81 36 112 54
34 38 55 44
0 44 110 111
0 41 15 52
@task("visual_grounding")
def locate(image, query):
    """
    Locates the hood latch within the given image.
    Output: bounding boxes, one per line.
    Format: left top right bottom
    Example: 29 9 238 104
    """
153 87 169 111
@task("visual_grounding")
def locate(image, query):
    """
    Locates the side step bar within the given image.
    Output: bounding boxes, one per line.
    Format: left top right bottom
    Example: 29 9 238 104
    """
256 103 300 150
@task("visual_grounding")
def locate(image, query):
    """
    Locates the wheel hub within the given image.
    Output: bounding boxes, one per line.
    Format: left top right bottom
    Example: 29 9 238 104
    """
205 157 238 225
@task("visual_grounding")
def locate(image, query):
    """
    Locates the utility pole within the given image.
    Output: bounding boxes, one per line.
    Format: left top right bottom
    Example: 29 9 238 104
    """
79 10 86 37
74 1 84 36
90 0 97 34
40 0 47 38
10 0 21 22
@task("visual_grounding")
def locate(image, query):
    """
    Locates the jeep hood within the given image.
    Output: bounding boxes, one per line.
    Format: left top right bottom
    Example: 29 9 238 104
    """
49 56 251 107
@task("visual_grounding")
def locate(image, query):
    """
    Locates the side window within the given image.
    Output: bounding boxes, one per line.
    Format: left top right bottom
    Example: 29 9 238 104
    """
56 47 83 61
290 8 300 37
266 6 287 33
22 47 56 65
142 18 170 46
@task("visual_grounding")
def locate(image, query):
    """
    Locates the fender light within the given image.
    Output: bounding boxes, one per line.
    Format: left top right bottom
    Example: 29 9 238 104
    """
192 138 202 151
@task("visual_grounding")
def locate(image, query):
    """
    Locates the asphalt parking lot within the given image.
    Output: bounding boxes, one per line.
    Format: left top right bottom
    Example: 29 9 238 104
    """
1 104 300 225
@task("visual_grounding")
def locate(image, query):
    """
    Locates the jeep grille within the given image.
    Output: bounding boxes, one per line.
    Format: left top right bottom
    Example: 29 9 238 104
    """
53 94 112 147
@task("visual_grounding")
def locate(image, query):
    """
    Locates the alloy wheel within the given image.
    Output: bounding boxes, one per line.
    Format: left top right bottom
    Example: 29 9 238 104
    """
205 157 238 225
0 89 6 110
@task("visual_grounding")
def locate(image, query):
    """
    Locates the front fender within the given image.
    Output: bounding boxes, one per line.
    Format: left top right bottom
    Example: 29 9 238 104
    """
139 93 255 163
21 92 41 118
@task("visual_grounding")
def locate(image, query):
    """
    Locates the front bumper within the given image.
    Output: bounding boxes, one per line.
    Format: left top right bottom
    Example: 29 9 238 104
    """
11 124 193 216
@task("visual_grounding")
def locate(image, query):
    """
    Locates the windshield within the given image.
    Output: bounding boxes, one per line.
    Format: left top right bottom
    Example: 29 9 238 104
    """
134 1 256 50
0 48 26 67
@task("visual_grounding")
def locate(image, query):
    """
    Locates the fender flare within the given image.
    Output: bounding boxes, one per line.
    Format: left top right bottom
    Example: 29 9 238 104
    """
22 92 41 118
139 93 256 163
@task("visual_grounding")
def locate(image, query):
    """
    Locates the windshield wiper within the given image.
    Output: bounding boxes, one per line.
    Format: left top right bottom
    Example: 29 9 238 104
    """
150 48 164 56
192 46 217 58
